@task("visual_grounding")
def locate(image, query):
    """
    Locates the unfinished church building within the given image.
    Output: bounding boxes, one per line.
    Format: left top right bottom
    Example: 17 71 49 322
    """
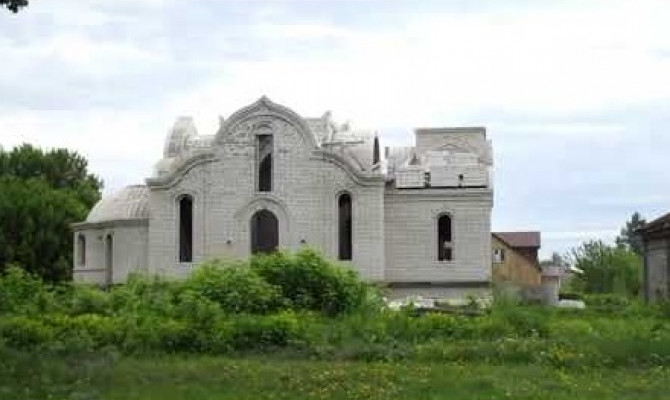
71 97 494 299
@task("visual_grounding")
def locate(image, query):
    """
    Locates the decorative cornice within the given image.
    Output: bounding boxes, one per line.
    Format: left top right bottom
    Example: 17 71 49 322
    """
146 152 217 189
384 187 493 200
73 268 106 273
310 150 385 187
71 218 149 230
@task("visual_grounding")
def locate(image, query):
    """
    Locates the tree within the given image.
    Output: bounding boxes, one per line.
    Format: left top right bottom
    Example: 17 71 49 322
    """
615 212 646 256
0 144 102 282
568 240 640 296
1 0 28 13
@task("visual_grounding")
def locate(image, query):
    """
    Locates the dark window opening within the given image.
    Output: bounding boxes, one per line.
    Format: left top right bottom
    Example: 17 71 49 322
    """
338 193 353 260
179 196 193 262
438 215 453 261
257 134 273 192
105 234 113 285
77 234 86 266
373 136 380 165
251 209 279 253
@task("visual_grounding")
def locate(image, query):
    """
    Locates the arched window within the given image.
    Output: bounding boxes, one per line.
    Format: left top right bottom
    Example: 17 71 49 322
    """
179 195 193 262
257 134 273 192
77 234 86 266
251 209 279 253
338 193 353 260
437 214 453 261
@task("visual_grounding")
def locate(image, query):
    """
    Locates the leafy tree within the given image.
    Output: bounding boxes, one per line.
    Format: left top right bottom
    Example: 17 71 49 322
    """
615 212 646 256
0 144 102 282
1 0 28 13
568 240 640 297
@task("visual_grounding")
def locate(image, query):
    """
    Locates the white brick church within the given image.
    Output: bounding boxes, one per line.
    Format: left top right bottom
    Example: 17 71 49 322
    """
72 97 494 299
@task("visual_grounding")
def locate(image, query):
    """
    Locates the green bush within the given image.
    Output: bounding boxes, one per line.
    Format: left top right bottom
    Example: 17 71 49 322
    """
69 285 112 315
0 265 53 315
583 294 631 308
109 274 181 316
250 248 369 316
223 311 307 350
185 260 282 314
0 315 54 348
2 250 670 367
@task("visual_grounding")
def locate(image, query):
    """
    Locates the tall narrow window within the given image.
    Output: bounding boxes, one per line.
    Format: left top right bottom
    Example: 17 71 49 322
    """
77 234 86 266
373 136 380 165
105 234 113 285
338 193 353 260
437 215 453 261
257 134 273 192
179 195 193 262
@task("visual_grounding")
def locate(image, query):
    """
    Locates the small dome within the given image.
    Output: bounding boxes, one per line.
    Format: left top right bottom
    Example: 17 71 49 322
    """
86 185 150 223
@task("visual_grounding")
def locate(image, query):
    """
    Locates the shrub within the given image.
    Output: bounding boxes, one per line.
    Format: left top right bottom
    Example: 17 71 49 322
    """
251 248 369 316
0 265 53 315
172 289 223 328
222 311 306 350
69 285 111 316
0 315 54 348
185 260 282 314
583 293 631 308
109 274 182 316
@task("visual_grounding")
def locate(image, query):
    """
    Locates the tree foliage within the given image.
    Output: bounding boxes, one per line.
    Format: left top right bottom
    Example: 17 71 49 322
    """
615 212 646 256
568 240 641 297
1 0 28 13
0 144 102 282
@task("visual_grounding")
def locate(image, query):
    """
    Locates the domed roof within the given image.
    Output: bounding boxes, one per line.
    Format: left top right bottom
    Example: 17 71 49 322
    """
86 185 150 223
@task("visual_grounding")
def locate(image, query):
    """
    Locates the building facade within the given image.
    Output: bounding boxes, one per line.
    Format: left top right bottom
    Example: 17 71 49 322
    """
639 212 670 302
491 231 542 288
71 97 494 299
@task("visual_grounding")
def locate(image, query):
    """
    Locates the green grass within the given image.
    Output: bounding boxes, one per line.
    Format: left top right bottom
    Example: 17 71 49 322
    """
3 353 670 400
3 258 670 399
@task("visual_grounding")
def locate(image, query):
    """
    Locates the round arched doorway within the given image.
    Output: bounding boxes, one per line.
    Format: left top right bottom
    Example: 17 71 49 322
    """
250 209 279 253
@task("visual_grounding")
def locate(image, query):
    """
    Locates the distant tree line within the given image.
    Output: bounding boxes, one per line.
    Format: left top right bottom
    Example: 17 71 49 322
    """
547 213 646 298
0 144 101 281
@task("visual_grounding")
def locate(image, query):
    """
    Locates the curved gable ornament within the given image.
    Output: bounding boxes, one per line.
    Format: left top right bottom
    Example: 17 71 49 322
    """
214 96 318 149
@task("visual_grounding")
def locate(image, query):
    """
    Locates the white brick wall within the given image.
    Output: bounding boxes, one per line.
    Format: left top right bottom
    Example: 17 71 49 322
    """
384 188 493 283
73 224 148 285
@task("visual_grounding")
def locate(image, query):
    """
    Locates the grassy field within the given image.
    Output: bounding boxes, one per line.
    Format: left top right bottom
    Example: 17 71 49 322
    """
3 353 670 400
2 255 670 399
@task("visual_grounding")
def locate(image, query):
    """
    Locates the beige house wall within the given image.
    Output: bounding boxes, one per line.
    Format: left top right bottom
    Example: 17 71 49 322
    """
491 236 541 288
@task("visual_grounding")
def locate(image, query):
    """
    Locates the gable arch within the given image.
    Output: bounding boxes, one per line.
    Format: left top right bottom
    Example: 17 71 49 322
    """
215 96 318 149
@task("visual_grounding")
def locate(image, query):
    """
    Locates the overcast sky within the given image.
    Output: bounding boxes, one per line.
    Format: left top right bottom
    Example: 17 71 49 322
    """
1 0 669 258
